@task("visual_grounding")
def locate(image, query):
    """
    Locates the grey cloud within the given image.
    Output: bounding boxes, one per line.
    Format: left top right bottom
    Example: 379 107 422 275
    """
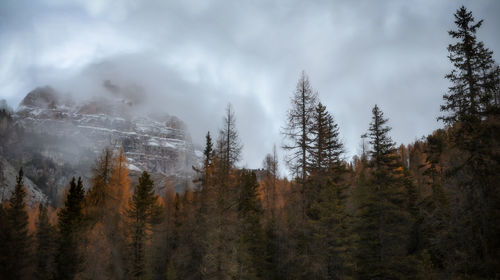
1 0 499 174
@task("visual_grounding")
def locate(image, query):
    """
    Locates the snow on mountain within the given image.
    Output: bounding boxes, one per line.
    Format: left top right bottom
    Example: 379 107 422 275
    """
9 85 201 199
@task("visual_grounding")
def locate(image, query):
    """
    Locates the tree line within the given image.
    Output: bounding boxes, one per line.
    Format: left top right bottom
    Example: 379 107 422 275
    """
0 6 499 280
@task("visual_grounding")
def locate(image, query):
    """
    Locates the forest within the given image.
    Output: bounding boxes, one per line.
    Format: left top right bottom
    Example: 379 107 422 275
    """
0 6 499 280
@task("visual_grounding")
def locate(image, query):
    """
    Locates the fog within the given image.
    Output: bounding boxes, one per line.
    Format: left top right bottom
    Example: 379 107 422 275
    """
1 0 500 173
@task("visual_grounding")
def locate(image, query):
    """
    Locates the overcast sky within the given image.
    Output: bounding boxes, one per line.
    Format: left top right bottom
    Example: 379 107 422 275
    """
1 0 499 173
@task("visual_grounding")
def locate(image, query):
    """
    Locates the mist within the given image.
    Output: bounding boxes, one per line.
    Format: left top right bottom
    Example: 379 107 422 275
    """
1 0 500 173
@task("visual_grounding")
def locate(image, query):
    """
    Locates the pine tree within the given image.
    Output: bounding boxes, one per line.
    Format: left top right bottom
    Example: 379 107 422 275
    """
35 204 55 280
439 7 500 276
204 131 214 171
311 179 353 279
55 177 85 280
355 105 413 279
0 168 32 280
127 171 162 279
440 6 499 127
237 170 267 279
309 102 343 174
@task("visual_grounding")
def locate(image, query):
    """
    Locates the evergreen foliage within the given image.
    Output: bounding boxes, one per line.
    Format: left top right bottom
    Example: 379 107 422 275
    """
55 177 85 280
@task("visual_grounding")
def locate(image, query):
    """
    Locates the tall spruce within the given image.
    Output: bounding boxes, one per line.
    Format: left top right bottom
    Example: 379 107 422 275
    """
35 204 55 280
55 177 85 280
439 6 500 276
127 171 162 279
0 168 32 280
355 105 413 279
309 102 343 174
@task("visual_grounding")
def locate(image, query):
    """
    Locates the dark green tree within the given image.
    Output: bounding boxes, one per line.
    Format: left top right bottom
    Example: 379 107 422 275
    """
0 168 32 280
355 105 413 279
440 6 499 127
236 170 267 279
127 171 162 279
55 177 85 280
309 102 343 174
311 178 353 279
35 204 55 280
439 6 500 276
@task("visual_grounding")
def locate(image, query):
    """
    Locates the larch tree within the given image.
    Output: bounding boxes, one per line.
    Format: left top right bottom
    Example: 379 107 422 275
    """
217 103 243 176
282 71 318 218
282 71 318 182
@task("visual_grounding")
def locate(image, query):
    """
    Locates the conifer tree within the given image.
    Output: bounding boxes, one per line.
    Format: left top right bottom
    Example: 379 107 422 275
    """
237 170 267 279
440 6 499 127
217 104 242 176
282 71 318 218
127 171 162 279
0 168 32 280
311 179 353 279
204 131 213 171
309 102 343 174
283 71 318 182
355 105 412 279
35 204 55 280
55 177 85 280
439 7 500 276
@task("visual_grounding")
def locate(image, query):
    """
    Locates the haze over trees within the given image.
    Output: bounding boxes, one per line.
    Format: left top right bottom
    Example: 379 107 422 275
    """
0 6 499 280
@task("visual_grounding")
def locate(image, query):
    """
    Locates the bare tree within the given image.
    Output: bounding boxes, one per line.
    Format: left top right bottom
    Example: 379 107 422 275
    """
217 104 243 175
282 71 317 217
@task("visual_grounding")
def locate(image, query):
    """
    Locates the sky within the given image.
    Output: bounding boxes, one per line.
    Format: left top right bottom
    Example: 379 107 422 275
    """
1 0 499 173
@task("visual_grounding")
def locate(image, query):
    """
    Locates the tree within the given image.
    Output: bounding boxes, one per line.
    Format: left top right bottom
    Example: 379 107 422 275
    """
217 104 243 175
355 105 413 279
438 7 500 276
236 170 267 279
309 102 343 174
311 179 353 279
440 6 500 127
204 131 214 171
282 71 318 218
127 171 162 279
35 204 55 280
282 71 318 182
55 177 85 280
0 168 32 280
85 148 114 216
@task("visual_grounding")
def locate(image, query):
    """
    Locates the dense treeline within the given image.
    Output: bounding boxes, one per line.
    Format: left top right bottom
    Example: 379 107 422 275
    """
0 6 499 279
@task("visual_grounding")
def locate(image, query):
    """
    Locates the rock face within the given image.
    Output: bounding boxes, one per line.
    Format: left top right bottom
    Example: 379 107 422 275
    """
0 156 47 206
5 85 200 203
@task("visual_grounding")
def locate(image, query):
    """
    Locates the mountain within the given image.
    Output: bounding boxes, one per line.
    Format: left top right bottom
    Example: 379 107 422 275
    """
0 84 201 205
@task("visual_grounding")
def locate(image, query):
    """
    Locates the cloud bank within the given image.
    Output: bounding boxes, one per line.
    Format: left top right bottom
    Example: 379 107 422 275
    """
1 0 499 173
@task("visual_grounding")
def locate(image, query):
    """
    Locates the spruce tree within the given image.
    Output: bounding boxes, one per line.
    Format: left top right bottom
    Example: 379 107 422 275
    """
237 170 266 279
55 177 85 280
127 171 162 279
35 204 55 280
309 102 343 174
0 168 32 280
355 105 412 279
311 179 353 279
439 7 500 276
